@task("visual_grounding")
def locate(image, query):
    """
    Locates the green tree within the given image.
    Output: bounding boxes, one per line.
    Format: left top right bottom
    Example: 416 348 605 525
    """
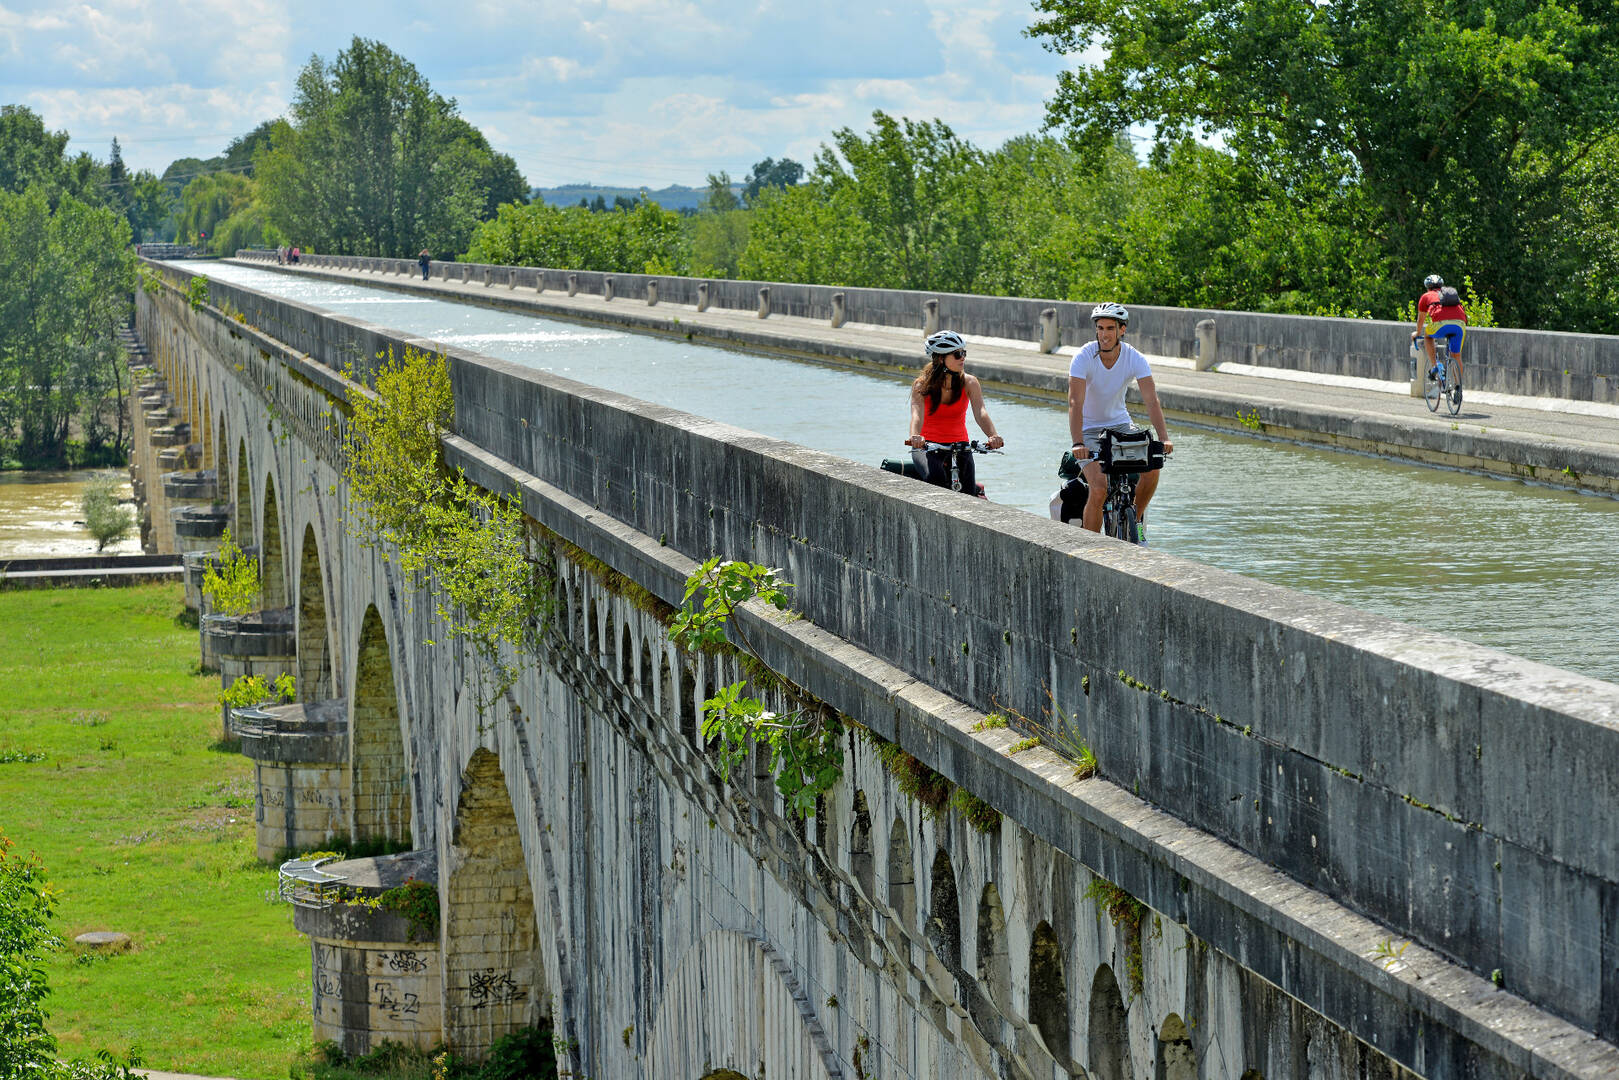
81 475 133 551
741 156 805 204
0 187 134 465
465 198 688 274
1 835 57 1077
0 106 108 208
1029 0 1619 327
689 171 750 278
175 172 256 246
255 38 527 258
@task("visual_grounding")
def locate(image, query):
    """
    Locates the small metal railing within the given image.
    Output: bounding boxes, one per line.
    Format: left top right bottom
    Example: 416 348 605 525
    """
277 855 345 907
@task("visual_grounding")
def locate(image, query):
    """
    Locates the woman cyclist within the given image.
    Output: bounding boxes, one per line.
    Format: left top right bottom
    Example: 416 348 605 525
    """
906 330 1004 492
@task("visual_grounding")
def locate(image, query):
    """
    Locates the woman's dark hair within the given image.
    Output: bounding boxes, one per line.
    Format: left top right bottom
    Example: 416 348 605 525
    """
913 355 962 413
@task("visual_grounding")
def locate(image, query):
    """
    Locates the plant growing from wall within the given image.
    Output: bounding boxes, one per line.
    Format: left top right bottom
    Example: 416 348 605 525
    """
670 557 843 818
1085 875 1147 995
185 275 209 311
219 672 294 710
340 345 550 717
201 527 260 616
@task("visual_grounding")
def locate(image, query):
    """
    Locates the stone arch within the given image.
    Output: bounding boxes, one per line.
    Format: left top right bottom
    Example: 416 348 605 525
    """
213 409 226 475
644 930 837 1080
639 639 652 699
350 604 410 846
556 579 570 642
928 848 961 972
1157 1013 1195 1080
1089 963 1133 1080
849 791 874 902
620 623 632 685
199 389 212 468
977 882 1010 1007
297 524 334 701
261 472 287 609
604 606 616 669
234 440 253 543
443 748 548 1058
1030 920 1070 1064
587 597 599 655
887 817 916 946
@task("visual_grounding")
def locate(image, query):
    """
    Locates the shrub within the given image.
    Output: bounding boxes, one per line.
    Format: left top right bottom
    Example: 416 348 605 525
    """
80 475 133 552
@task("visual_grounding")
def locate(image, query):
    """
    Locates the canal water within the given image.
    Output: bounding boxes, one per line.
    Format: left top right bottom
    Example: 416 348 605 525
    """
0 470 140 558
184 261 1619 684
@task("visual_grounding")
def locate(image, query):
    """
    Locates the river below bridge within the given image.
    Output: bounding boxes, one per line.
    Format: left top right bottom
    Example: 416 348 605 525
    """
184 260 1619 685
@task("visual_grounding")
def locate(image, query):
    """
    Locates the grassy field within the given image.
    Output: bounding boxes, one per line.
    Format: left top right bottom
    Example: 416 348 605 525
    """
0 583 309 1079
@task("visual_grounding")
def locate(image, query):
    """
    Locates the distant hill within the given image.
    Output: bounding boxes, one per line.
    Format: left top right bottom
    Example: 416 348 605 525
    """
531 183 740 213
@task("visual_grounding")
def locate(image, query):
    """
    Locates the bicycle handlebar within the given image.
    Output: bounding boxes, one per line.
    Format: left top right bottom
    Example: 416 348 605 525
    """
907 439 1004 454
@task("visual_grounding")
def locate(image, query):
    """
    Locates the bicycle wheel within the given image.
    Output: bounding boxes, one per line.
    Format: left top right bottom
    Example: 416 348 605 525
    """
1122 505 1139 545
1446 364 1463 416
1424 367 1442 412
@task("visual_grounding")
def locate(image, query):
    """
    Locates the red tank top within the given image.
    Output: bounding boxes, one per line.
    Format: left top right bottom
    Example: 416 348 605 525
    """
920 389 969 442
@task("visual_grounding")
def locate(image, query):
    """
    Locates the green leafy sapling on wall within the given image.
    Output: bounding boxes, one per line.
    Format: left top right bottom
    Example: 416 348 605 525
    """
670 557 843 818
200 526 261 616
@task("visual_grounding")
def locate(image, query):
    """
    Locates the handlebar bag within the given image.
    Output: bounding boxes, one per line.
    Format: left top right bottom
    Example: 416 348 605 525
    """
1098 429 1165 473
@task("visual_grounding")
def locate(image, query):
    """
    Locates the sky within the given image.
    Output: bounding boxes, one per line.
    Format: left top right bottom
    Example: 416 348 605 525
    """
0 0 1090 189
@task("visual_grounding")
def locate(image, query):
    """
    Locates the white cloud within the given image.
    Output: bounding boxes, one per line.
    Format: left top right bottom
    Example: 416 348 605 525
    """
0 0 1078 184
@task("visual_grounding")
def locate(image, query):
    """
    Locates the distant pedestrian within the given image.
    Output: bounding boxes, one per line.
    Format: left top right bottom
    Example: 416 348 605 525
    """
418 249 431 281
291 245 301 265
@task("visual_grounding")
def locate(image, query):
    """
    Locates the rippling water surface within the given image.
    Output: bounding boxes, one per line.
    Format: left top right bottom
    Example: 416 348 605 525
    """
0 470 139 557
186 261 1619 684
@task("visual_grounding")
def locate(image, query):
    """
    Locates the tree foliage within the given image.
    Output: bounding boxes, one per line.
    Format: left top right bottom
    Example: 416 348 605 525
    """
465 199 687 274
341 346 550 715
255 38 527 258
1029 0 1619 327
0 186 133 466
80 475 133 551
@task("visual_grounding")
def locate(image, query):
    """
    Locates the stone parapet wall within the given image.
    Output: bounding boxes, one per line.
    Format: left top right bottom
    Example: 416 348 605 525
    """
144 255 1619 1076
236 248 1619 403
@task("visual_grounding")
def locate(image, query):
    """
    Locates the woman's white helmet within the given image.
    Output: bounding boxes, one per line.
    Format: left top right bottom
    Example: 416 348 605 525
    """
1089 302 1129 325
925 330 966 356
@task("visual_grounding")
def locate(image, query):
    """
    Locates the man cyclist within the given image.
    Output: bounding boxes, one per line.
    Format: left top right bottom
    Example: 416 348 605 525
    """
1423 281 1468 395
907 330 1004 493
1067 303 1172 538
1412 273 1445 372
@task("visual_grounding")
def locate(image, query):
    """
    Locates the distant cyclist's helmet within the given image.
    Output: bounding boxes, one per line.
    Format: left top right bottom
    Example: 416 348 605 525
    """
1090 302 1130 325
1423 274 1444 289
925 330 966 356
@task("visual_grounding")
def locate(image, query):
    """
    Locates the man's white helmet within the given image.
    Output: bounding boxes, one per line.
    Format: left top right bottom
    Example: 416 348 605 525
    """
1089 302 1129 325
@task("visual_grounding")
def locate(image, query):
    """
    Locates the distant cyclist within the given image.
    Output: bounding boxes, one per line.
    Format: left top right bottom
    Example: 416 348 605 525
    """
1423 280 1468 390
907 331 1004 491
1067 303 1172 539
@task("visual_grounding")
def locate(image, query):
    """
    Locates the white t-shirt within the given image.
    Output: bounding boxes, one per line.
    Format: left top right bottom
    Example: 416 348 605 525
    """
1068 342 1153 432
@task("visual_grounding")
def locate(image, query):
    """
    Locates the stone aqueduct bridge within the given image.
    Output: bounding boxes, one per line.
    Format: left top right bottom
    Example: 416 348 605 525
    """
130 258 1619 1080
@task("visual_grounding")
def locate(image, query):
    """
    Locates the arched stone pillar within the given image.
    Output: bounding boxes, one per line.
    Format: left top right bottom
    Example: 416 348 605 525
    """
235 440 253 542
644 930 838 1080
441 748 547 1059
261 473 287 609
297 524 335 701
1089 963 1133 1080
350 604 410 847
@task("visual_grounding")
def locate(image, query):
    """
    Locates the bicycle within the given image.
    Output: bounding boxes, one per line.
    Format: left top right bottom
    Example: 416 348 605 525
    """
880 440 1003 497
1412 333 1463 416
1048 429 1166 545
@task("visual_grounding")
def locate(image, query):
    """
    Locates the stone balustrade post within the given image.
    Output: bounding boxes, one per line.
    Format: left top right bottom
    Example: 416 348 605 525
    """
697 282 710 312
604 276 615 301
482 266 492 287
1195 318 1219 372
1039 308 1060 354
831 292 847 328
923 298 940 336
757 287 771 319
568 274 579 297
646 281 659 306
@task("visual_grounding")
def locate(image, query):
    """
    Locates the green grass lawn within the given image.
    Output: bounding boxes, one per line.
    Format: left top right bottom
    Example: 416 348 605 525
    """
0 583 310 1079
